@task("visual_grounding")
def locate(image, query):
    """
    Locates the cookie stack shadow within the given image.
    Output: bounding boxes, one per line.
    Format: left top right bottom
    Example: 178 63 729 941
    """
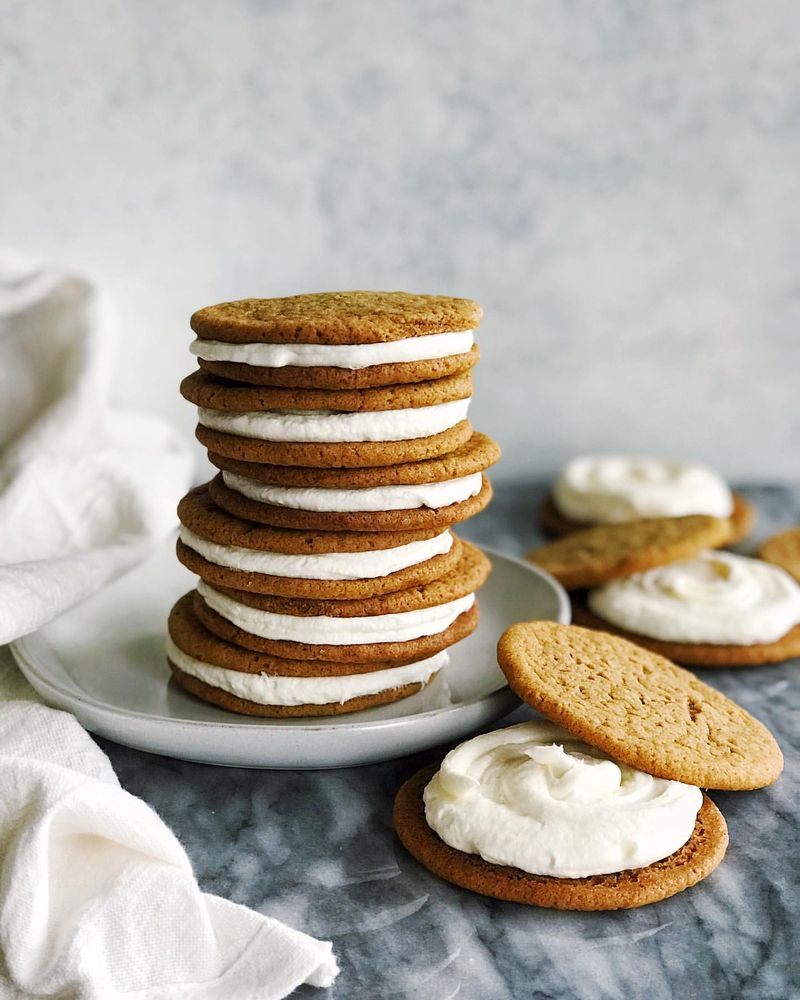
167 292 500 717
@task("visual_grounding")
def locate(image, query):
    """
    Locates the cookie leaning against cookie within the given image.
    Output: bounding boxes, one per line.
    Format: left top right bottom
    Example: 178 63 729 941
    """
760 526 800 583
573 549 800 667
190 291 482 390
395 622 782 910
527 515 730 590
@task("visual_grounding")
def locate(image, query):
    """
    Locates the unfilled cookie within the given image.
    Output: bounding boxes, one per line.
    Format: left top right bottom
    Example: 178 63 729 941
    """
191 292 482 344
181 369 473 411
195 420 474 469
394 763 728 910
527 516 731 590
496 621 783 789
571 599 800 667
208 471 493 532
759 526 800 583
207 430 500 488
538 492 755 547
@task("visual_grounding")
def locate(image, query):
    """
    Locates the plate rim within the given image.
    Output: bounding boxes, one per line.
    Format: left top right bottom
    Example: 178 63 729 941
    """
10 545 570 738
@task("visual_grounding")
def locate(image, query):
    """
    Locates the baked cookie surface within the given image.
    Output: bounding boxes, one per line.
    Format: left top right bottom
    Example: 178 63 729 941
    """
393 764 728 910
207 430 500 488
496 622 783 789
527 515 731 590
759 526 800 583
539 492 755 546
191 291 482 344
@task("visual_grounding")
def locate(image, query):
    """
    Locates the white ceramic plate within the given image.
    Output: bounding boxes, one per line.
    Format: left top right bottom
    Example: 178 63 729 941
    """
12 541 569 768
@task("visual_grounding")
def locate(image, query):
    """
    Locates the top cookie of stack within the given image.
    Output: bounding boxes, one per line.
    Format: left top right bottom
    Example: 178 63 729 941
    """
170 291 499 718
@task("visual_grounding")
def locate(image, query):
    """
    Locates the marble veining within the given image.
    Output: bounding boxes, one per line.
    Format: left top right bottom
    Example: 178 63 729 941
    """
98 482 800 999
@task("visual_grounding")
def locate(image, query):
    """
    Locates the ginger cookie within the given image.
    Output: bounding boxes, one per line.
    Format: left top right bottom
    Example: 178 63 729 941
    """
195 420 474 469
526 515 731 590
497 622 783 789
759 526 800 583
208 471 493 532
207 430 500 489
539 492 755 547
572 599 800 667
394 763 728 910
180 369 473 412
196 347 480 390
191 292 482 344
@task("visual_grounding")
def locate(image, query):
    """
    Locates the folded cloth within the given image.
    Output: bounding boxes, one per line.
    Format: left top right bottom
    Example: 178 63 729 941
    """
0 250 194 644
0 701 339 997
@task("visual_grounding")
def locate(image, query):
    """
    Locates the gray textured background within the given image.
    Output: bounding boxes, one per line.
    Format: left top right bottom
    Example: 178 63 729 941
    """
3 0 799 481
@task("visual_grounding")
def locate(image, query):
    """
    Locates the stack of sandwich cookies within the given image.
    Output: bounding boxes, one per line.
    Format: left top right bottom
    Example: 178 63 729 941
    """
171 292 500 716
394 622 782 910
540 454 755 545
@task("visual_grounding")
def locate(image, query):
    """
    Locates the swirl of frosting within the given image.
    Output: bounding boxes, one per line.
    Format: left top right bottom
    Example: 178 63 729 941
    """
423 722 702 878
553 455 733 522
588 550 800 644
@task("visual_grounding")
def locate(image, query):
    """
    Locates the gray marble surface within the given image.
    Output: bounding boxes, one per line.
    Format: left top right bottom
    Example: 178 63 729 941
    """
93 482 799 1000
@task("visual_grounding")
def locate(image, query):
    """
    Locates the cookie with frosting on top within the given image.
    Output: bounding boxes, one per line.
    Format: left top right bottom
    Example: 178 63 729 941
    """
539 455 754 545
573 549 800 667
190 291 481 389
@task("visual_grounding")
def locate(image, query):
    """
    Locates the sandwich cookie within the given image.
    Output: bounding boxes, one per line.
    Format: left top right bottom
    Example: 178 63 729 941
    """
177 485 463 599
527 515 731 590
573 550 800 667
190 291 481 389
759 526 800 583
395 622 782 909
168 595 444 717
191 541 489 661
540 455 754 545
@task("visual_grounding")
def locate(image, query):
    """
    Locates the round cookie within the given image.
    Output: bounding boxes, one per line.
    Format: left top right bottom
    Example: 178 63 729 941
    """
191 291 482 344
181 369 473 411
195 420 474 469
208 472 493 532
759 526 800 583
197 346 480 390
171 665 429 718
538 492 755 546
571 599 800 667
497 621 784 790
394 764 728 910
195 591 480 662
526 515 731 590
207 430 500 488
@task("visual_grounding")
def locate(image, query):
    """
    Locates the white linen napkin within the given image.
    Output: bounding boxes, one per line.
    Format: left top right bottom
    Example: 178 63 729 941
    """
0 250 193 644
0 701 339 997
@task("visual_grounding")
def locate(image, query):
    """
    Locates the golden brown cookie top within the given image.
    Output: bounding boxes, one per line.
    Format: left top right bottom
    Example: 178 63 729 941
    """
759 526 800 583
178 483 446 553
211 541 490 617
191 291 482 344
180 369 472 412
497 621 783 790
527 515 730 590
207 431 500 488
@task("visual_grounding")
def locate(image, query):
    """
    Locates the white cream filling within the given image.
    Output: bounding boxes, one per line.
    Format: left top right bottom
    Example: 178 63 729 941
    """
167 637 447 706
196 580 475 645
190 330 474 369
553 455 734 523
588 550 800 644
424 721 702 878
179 526 453 580
221 470 483 512
197 398 470 443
